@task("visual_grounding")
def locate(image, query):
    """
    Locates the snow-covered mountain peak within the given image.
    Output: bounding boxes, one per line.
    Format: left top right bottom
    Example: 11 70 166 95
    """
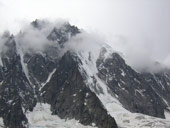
0 20 170 128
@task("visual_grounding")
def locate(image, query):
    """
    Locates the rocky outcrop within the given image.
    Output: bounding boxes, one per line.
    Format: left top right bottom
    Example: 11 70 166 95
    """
47 23 80 44
42 51 118 128
0 36 36 128
142 71 170 106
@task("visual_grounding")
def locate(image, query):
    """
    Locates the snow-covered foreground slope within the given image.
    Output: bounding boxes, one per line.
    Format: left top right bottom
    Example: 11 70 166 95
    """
26 103 96 128
27 99 170 128
113 111 170 128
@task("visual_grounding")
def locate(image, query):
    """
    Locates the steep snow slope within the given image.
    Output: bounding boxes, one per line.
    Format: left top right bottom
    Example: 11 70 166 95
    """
26 103 96 128
40 68 56 90
75 45 126 113
0 118 3 128
74 44 170 128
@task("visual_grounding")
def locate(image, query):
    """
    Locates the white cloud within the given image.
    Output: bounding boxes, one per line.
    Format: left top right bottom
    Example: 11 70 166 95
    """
164 55 170 68
15 19 67 54
0 0 170 72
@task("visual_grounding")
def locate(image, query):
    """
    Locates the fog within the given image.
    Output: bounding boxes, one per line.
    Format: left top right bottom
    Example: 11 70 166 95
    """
15 19 68 53
0 0 170 72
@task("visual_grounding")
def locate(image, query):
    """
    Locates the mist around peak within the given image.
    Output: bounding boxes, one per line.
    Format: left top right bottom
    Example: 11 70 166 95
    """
0 19 169 73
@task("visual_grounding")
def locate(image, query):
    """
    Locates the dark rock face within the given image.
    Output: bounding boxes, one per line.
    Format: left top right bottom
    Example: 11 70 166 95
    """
24 53 56 84
42 51 118 128
142 71 170 106
96 47 166 118
0 36 36 128
47 23 80 44
2 98 28 128
22 52 57 100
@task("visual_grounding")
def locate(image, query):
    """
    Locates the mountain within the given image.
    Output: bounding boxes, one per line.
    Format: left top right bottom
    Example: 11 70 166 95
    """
0 20 170 128
96 48 167 118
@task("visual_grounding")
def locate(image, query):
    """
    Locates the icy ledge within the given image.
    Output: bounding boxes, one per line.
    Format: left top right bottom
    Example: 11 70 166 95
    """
26 103 97 128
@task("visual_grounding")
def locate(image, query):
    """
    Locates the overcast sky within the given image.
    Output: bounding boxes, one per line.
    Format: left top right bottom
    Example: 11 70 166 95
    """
0 0 170 71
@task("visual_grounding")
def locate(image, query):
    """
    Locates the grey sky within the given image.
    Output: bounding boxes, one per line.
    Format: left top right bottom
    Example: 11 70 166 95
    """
0 0 170 71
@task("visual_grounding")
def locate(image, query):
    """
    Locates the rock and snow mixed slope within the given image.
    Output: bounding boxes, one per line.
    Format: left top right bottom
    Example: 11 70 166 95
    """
26 103 96 128
0 20 170 128
69 44 170 128
41 51 117 128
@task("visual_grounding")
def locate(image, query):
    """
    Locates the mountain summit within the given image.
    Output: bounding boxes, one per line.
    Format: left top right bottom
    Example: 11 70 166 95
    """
0 20 170 128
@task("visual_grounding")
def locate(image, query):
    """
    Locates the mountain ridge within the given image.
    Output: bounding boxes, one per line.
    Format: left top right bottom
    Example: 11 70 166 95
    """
0 20 170 128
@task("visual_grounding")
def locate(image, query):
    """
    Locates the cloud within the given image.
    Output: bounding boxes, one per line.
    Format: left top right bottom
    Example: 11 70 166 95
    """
164 55 170 68
0 17 170 73
64 32 104 52
107 35 170 73
0 32 10 54
15 19 68 54
0 2 3 6
0 0 170 73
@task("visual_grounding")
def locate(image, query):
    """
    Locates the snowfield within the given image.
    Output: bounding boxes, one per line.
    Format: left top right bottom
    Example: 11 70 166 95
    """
26 103 96 128
114 112 170 128
25 103 170 128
